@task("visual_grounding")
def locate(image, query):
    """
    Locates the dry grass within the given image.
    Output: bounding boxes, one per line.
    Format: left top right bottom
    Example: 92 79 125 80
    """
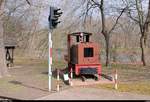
0 77 24 92
93 81 150 95
14 56 66 69
94 63 150 95
102 63 150 82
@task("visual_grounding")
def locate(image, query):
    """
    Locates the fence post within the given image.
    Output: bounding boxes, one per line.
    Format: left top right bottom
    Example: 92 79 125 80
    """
57 69 60 92
114 69 118 90
69 68 73 86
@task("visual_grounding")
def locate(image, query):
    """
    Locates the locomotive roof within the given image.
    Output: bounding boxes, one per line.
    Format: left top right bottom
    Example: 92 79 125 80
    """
69 32 92 36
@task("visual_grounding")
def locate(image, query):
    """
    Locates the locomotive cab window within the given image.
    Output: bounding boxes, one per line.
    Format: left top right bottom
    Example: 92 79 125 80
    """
84 48 93 57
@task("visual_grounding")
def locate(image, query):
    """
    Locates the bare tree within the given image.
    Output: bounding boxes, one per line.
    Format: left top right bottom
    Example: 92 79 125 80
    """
82 0 126 66
125 0 150 66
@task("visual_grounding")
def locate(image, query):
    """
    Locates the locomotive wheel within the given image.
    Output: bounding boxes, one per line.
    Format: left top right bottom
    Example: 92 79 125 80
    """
94 74 99 81
81 75 86 82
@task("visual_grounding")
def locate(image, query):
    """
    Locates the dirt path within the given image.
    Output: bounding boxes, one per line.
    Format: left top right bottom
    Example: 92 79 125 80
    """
37 86 150 100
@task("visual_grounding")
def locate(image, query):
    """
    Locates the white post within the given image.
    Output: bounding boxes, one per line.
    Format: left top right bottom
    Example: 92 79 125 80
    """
57 69 60 92
114 69 118 90
69 68 73 86
70 68 73 79
48 31 52 92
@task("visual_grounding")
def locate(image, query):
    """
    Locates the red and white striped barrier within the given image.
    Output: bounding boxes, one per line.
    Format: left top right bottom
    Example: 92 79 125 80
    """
56 68 73 89
69 68 73 86
57 69 60 92
114 69 118 90
48 32 52 91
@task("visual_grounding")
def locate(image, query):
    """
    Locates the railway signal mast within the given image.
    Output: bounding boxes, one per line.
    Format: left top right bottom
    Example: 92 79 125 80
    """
48 6 62 91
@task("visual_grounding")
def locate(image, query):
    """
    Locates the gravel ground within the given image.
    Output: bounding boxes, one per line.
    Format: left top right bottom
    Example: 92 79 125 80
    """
37 86 150 100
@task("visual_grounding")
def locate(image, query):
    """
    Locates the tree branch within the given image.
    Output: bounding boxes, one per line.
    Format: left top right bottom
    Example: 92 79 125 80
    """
26 0 31 5
83 1 99 25
108 7 127 34
127 10 139 23
91 0 101 7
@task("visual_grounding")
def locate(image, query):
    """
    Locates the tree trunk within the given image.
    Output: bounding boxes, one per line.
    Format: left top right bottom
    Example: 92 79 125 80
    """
100 0 110 66
104 34 110 66
140 35 146 66
0 0 10 77
138 0 150 66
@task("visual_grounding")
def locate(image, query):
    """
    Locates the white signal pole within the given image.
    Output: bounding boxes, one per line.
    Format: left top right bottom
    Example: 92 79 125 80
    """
48 30 52 92
48 6 62 91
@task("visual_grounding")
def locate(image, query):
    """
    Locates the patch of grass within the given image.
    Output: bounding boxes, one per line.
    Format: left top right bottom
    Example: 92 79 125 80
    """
15 57 66 70
101 48 144 54
34 74 48 81
52 60 67 69
94 81 150 95
102 63 150 82
99 63 150 95
14 57 47 66
0 77 24 92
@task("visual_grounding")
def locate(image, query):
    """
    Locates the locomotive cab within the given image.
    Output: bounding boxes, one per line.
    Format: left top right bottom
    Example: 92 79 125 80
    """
67 32 102 80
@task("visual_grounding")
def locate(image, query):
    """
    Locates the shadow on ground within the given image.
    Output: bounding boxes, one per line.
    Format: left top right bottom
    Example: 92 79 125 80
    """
41 68 68 79
41 67 113 84
9 80 48 92
0 95 19 100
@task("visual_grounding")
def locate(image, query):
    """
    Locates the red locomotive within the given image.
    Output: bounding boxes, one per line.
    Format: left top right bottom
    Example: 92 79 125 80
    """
67 32 102 80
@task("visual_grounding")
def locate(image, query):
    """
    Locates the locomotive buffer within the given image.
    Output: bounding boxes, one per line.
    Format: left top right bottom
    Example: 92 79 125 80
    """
67 32 102 81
